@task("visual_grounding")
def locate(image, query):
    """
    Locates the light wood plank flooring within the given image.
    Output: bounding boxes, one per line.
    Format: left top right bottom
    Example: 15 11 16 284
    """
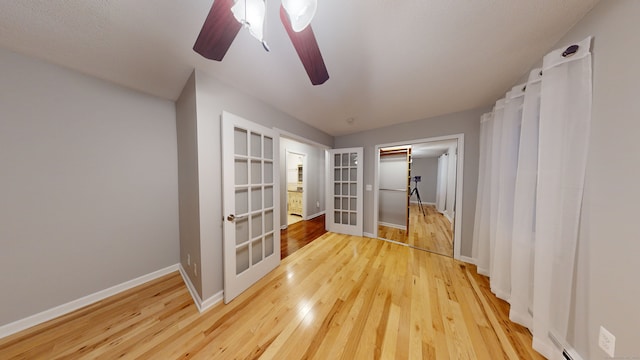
0 233 542 359
379 204 454 256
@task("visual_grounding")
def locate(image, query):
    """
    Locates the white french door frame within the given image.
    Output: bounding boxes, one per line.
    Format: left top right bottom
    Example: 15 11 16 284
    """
221 111 281 303
373 134 464 260
326 147 364 236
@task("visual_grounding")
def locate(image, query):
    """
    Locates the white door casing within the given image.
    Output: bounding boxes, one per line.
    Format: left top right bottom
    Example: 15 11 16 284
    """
221 111 280 303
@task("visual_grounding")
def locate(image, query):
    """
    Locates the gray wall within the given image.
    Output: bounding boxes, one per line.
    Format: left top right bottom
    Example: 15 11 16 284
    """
541 1 640 358
187 70 333 300
411 157 438 204
0 47 179 326
335 107 487 257
281 137 326 220
176 72 202 295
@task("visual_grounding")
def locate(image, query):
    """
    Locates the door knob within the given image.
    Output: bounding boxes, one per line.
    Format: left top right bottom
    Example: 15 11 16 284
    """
227 214 248 222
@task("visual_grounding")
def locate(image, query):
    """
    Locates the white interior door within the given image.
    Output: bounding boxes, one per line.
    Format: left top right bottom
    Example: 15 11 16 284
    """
222 111 280 303
326 148 363 236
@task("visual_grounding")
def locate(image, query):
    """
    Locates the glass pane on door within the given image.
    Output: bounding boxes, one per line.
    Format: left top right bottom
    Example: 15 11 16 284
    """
327 148 362 236
223 111 281 303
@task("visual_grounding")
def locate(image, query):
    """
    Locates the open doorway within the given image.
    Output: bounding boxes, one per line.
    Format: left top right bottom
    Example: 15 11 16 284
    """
374 134 464 259
285 150 306 225
279 133 329 258
279 133 328 232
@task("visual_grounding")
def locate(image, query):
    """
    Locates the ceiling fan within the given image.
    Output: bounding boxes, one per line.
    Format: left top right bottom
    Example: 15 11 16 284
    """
193 0 329 85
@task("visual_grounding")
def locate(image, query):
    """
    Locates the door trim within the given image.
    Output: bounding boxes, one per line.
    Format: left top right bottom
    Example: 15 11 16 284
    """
221 111 281 303
373 134 464 260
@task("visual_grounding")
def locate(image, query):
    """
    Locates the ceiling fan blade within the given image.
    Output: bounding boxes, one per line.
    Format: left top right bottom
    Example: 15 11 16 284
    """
193 0 242 61
280 5 329 85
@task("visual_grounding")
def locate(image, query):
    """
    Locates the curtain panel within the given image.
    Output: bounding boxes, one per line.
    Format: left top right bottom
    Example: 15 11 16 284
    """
532 36 593 359
509 68 543 330
491 84 526 301
472 112 494 276
471 36 593 360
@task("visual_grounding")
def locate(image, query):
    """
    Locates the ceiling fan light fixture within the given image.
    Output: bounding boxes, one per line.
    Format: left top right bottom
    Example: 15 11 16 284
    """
282 0 317 32
231 0 267 43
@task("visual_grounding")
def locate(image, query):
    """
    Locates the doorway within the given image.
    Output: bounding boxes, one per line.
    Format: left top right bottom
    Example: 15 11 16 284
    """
374 134 464 259
285 150 306 225
278 132 329 233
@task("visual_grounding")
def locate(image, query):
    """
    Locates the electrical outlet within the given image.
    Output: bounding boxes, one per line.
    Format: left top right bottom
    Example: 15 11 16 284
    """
187 254 191 266
316 201 320 208
598 326 615 357
194 263 197 276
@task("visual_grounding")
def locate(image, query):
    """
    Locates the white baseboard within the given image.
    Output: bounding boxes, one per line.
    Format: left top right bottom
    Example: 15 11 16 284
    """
410 201 436 206
443 212 453 223
477 267 489 277
304 210 325 220
459 256 476 265
563 344 585 360
378 221 406 231
178 264 223 313
201 291 224 311
0 264 179 340
363 232 376 238
280 224 288 230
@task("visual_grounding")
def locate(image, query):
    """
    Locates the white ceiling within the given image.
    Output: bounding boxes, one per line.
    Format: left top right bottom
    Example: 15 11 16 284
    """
0 0 600 136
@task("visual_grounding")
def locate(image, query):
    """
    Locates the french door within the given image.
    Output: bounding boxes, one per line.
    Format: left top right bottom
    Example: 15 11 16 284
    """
326 148 363 236
221 111 280 303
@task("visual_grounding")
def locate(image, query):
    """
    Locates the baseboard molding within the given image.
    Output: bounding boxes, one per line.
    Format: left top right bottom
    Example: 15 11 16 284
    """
443 212 453 223
304 210 325 220
201 291 224 312
178 264 203 311
563 345 585 360
280 224 288 230
0 264 179 340
378 221 406 231
178 264 223 313
459 256 476 265
410 201 436 206
363 232 376 238
476 267 489 277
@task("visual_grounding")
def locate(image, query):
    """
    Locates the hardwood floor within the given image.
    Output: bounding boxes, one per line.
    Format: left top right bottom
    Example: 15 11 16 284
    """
378 204 454 256
280 214 326 259
0 232 543 360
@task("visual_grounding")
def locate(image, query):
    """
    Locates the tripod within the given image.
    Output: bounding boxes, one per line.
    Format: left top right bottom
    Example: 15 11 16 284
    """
409 178 426 216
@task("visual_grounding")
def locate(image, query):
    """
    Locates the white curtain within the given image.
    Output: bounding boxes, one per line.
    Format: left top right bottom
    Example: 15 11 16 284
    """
488 99 505 278
509 68 543 330
491 85 525 301
472 112 493 276
532 36 593 359
445 148 457 220
471 37 593 360
435 154 448 212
